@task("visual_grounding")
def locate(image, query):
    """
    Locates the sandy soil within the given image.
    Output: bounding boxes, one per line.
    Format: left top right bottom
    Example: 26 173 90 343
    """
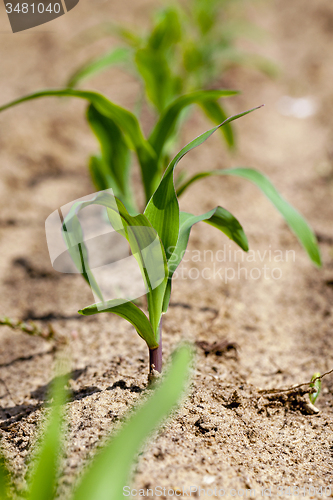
0 0 333 498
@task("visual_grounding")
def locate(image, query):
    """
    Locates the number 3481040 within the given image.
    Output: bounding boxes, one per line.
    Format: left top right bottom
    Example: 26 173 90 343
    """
5 3 61 14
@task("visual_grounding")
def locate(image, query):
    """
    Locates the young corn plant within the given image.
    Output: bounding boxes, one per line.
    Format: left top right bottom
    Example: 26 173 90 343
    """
0 345 192 500
0 91 321 375
63 122 325 379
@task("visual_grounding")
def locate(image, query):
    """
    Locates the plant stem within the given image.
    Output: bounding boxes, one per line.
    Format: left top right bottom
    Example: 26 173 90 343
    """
149 319 162 374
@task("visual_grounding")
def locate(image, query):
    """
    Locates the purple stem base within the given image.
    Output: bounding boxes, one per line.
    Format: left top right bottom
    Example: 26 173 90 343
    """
149 320 162 374
149 338 162 374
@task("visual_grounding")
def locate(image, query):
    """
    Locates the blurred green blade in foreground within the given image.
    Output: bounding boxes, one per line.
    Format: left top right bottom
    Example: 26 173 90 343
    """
177 167 321 267
0 453 11 500
27 374 68 500
72 345 193 500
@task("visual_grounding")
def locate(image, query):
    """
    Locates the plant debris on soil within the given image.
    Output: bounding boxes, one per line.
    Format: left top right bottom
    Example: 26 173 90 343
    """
0 0 333 497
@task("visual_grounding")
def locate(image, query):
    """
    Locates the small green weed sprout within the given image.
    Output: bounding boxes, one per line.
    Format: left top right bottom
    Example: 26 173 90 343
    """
309 372 321 405
0 345 192 500
0 316 55 340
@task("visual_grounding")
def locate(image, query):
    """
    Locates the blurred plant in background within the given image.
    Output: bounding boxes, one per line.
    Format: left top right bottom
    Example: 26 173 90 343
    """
0 87 240 213
67 0 277 168
68 0 277 109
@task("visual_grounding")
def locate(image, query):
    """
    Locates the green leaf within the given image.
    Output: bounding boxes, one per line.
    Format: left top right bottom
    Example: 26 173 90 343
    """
145 106 261 261
162 279 172 313
86 104 135 213
72 345 193 500
66 47 131 88
0 452 11 500
199 99 235 149
79 299 157 349
27 373 68 500
148 90 239 159
161 206 248 312
148 7 182 51
64 191 168 337
168 207 248 276
177 167 321 266
88 155 109 191
176 171 215 197
135 48 176 113
0 89 159 202
135 9 183 114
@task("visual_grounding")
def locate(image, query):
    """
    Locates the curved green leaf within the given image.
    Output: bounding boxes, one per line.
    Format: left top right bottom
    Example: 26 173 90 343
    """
72 345 193 500
148 89 239 158
79 299 157 348
161 207 248 312
177 170 216 197
66 47 131 89
0 89 159 202
145 106 262 260
169 207 248 273
177 167 321 266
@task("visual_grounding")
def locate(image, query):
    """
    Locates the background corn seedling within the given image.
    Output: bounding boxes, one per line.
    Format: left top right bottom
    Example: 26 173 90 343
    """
0 87 237 215
66 0 277 193
0 92 321 374
68 0 277 109
0 345 192 500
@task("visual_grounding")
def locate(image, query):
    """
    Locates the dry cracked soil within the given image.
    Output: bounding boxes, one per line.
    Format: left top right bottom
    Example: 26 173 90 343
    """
0 0 333 498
